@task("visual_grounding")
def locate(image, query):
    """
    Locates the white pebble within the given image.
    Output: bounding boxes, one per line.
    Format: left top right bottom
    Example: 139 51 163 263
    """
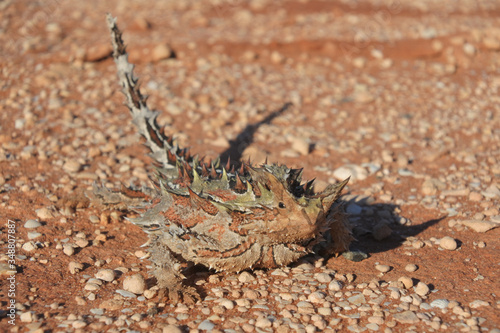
308 291 326 303
20 312 33 323
95 269 115 282
315 272 332 283
333 164 367 182
123 274 146 294
63 244 75 256
24 219 42 229
35 207 55 220
398 276 414 289
63 160 82 173
72 320 87 328
405 264 418 272
440 236 458 251
238 271 256 283
68 261 84 274
328 280 343 291
414 282 430 296
430 299 449 309
375 264 391 273
22 241 37 252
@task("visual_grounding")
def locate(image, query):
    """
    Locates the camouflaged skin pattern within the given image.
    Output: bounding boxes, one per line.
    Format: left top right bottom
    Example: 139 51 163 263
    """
95 15 352 303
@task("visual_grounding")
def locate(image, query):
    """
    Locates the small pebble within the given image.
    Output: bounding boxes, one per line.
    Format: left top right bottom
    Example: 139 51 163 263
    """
63 244 75 256
328 280 343 292
27 232 42 239
398 276 414 289
238 271 256 283
36 207 55 219
440 236 458 251
162 325 182 333
24 219 42 229
405 264 418 272
63 160 82 173
22 241 37 252
375 264 391 273
20 312 33 323
308 291 326 303
414 282 430 296
116 289 137 298
68 261 84 274
95 269 115 282
255 317 272 328
461 219 499 233
72 320 87 328
315 272 332 283
198 320 215 330
430 299 449 309
123 274 146 294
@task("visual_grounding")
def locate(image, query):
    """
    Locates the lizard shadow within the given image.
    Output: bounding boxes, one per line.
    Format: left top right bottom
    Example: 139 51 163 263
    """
218 102 293 165
333 196 444 259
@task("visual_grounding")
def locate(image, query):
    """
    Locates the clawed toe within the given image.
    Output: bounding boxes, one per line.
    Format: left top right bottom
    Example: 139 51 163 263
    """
158 286 200 304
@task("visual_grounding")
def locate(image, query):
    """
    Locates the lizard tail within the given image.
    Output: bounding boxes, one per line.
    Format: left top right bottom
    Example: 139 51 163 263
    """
106 14 183 169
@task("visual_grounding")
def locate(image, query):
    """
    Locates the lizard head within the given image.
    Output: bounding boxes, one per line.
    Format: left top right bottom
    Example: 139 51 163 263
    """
241 167 349 244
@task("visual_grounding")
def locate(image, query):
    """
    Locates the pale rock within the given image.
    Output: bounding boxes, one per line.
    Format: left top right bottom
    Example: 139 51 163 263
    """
22 241 37 252
163 324 183 333
469 300 489 308
63 244 75 256
393 310 419 324
375 264 391 273
468 192 483 201
348 293 366 305
463 43 476 56
460 219 500 233
69 261 84 274
333 164 367 182
421 178 445 195
36 207 55 219
152 43 174 62
131 17 151 31
63 160 82 173
414 282 430 296
308 291 326 303
441 188 470 197
483 37 500 50
255 317 272 328
24 219 42 229
123 274 146 294
398 276 414 289
328 280 343 291
20 311 33 323
84 43 112 62
291 137 310 156
238 271 256 283
405 264 418 272
439 236 458 250
95 269 116 282
315 272 332 283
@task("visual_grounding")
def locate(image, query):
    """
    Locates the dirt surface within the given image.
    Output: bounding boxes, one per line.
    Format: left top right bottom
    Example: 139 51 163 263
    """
1 0 499 332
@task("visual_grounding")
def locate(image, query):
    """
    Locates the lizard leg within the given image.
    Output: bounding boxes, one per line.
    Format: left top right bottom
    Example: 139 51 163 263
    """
149 234 200 304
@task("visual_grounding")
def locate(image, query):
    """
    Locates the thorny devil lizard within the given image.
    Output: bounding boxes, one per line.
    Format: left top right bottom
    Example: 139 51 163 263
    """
92 14 353 304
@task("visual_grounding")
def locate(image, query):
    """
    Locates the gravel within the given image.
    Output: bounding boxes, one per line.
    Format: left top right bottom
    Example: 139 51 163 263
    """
2 1 499 332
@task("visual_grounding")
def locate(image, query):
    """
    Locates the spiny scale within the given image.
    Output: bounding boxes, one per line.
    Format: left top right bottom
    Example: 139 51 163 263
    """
98 14 353 304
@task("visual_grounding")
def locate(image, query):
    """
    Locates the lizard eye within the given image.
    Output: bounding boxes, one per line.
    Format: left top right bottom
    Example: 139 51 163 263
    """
278 202 286 209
